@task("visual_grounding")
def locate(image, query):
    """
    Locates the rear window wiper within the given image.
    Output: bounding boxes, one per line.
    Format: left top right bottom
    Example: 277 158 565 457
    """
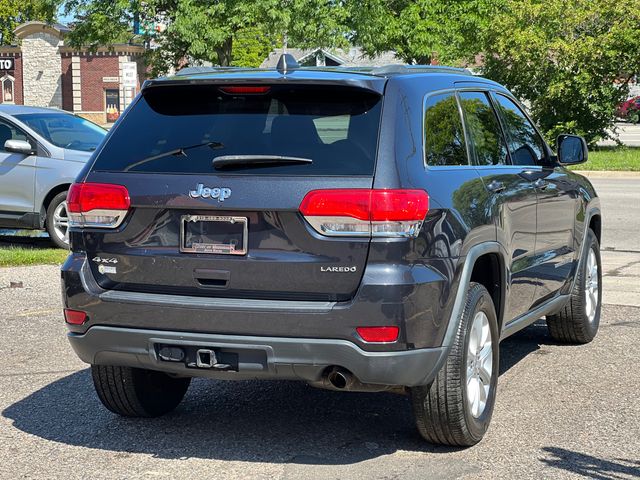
212 155 313 170
124 141 224 172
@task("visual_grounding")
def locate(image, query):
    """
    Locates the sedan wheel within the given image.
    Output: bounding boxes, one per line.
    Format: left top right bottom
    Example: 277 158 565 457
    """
46 191 71 249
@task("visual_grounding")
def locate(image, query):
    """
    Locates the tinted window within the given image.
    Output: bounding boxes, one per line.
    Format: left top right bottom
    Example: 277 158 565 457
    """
493 94 547 166
313 115 350 144
15 113 106 152
92 85 382 175
424 93 468 167
458 92 508 166
0 119 30 150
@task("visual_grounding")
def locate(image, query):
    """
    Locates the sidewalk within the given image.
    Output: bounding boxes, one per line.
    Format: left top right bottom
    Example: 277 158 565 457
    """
572 170 640 177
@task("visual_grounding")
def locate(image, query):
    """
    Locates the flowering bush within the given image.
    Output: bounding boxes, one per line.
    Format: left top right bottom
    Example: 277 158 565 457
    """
617 96 640 123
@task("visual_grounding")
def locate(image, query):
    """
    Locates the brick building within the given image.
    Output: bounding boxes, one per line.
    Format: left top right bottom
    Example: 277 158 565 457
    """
0 21 146 125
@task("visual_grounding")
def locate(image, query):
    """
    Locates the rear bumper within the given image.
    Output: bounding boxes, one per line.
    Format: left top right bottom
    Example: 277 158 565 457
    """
62 251 458 386
68 326 447 387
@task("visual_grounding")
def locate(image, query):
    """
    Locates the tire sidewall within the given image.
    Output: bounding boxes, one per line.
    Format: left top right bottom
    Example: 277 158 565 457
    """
578 230 602 337
461 287 500 441
46 191 69 249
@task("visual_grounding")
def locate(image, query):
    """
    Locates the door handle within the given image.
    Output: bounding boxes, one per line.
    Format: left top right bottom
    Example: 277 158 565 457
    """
533 178 549 190
193 269 229 288
486 180 506 193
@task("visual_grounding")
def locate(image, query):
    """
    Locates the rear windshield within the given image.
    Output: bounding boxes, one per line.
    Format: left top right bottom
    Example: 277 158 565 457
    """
92 84 383 175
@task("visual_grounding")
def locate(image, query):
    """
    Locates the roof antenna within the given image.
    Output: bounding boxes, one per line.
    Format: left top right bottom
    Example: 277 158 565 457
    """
276 53 299 74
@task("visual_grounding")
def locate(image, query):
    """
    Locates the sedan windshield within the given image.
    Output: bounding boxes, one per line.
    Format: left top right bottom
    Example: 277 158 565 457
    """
15 112 107 152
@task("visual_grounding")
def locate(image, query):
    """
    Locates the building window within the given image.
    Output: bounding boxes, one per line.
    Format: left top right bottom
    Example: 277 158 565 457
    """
1 75 14 103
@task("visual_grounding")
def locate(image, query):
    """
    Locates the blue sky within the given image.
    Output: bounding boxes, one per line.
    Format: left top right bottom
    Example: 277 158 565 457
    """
57 6 75 25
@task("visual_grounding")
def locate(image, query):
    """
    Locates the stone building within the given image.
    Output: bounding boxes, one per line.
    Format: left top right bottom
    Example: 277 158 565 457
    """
0 21 146 125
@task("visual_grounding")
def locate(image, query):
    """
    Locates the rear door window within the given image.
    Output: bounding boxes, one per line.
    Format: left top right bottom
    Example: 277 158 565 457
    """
458 91 508 166
493 94 548 167
424 92 468 167
92 84 382 175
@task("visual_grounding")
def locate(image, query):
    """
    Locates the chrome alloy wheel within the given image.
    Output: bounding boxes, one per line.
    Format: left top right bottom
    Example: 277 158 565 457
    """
466 311 493 418
52 201 69 246
585 248 599 323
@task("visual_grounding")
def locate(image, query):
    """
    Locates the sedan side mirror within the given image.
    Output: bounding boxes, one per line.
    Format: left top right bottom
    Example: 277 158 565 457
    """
4 139 35 155
557 134 588 165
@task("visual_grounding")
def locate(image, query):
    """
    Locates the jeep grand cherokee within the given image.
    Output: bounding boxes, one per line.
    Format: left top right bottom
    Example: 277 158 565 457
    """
61 56 602 446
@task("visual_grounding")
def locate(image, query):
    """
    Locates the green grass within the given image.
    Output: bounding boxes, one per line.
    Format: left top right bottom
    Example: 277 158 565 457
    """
570 146 640 171
0 246 68 267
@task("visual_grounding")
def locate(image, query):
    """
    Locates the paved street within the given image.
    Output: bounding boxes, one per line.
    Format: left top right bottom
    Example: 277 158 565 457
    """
587 176 640 308
597 123 640 147
0 177 639 479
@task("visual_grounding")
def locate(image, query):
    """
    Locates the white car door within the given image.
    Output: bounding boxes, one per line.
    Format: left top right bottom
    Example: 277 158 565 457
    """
0 118 36 215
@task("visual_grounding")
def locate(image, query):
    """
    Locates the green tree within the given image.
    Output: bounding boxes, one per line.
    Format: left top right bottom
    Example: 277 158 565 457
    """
0 0 60 44
231 28 278 68
480 0 640 145
348 0 499 64
62 0 349 75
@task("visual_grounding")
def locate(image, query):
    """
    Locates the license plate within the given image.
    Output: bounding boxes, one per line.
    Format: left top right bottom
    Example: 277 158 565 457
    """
180 215 248 255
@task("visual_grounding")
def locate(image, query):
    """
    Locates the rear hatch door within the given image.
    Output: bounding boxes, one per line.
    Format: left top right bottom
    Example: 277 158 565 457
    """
80 81 384 301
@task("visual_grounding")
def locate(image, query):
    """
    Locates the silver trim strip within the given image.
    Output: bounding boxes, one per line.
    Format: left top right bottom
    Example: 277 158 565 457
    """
98 289 336 313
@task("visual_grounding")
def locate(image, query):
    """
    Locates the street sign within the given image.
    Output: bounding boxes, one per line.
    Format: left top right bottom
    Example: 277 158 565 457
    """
121 62 137 88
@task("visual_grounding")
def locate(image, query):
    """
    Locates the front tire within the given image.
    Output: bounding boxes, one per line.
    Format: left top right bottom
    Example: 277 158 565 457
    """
546 228 601 344
45 191 70 249
410 282 499 446
91 365 191 417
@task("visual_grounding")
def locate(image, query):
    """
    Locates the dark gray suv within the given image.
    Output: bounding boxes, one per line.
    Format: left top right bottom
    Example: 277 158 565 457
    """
61 57 602 446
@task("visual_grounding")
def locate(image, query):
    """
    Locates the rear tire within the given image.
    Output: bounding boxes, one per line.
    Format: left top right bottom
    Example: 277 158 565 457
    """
91 365 191 417
546 228 601 344
410 282 499 446
45 191 70 249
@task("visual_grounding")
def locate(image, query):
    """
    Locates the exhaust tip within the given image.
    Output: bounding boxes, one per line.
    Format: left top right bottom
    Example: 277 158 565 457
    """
327 368 351 389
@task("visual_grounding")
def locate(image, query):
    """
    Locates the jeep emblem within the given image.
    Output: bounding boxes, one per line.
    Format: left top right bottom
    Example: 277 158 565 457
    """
189 184 231 202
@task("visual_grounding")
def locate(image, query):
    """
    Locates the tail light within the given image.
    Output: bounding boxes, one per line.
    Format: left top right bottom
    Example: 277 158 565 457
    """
67 183 130 228
219 86 271 94
299 189 429 237
356 326 400 343
64 308 87 325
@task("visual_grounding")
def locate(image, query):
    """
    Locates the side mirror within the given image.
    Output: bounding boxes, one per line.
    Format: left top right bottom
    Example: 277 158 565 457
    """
4 139 35 155
557 134 588 165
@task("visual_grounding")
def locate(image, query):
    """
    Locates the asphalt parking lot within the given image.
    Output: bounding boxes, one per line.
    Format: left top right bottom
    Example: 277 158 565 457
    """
0 176 639 479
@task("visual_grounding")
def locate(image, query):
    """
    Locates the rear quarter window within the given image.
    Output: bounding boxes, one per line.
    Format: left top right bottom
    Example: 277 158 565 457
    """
424 92 468 167
92 84 382 175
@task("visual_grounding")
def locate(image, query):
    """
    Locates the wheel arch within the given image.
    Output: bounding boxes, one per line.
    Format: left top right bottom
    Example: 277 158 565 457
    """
588 212 602 245
469 251 507 334
442 242 509 348
41 184 71 226
568 205 602 293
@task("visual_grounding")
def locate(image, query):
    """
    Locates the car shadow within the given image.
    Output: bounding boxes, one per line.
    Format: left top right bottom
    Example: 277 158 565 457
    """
0 230 53 249
540 447 640 479
2 320 554 464
499 318 557 375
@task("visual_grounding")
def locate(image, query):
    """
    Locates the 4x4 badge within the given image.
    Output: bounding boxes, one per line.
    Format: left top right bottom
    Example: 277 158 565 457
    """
189 184 231 202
